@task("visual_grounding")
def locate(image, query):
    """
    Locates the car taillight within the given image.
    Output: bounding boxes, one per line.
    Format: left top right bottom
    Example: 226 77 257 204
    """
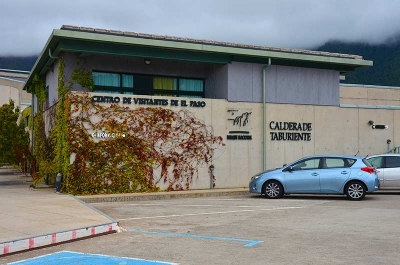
361 167 375 174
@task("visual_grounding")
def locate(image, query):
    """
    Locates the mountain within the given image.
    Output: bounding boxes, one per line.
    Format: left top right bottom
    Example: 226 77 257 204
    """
0 56 38 71
317 40 400 86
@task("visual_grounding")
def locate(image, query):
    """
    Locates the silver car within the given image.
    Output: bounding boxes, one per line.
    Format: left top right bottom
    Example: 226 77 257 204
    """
366 154 400 188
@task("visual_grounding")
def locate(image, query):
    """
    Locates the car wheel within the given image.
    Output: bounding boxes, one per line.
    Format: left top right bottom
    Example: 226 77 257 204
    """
263 180 283 199
345 181 366 201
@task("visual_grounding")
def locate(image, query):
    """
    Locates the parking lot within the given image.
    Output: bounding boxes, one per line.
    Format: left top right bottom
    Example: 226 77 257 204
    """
3 193 400 265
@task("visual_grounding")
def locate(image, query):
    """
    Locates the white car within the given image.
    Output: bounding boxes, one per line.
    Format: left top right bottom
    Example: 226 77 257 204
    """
366 154 400 188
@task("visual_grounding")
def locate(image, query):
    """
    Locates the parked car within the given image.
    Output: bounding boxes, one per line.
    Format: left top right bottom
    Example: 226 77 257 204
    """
249 155 379 200
366 154 400 189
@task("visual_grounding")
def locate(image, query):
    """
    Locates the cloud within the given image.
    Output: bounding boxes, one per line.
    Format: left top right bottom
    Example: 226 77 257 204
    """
1 0 400 55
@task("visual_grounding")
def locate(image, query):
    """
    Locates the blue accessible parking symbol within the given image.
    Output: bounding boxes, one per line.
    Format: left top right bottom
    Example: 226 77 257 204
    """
9 251 178 265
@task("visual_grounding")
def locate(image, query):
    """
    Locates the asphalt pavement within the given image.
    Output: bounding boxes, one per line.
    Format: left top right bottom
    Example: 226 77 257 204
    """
0 166 248 256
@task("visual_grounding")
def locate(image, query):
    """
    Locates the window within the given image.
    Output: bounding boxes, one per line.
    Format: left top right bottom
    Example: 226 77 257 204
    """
344 158 357 167
45 85 49 109
323 158 347 169
292 158 320 171
25 115 29 128
368 157 383 168
385 156 400 168
92 72 204 97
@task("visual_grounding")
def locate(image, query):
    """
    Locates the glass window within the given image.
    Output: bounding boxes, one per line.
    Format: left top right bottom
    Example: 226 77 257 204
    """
324 158 346 168
292 158 320 171
122 74 134 88
92 72 204 97
179 79 203 92
135 75 153 91
345 158 357 167
93 72 120 87
385 156 400 168
153 77 177 90
368 157 383 168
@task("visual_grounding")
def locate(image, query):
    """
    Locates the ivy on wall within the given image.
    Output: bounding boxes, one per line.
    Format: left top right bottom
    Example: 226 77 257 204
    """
67 92 225 194
32 56 225 194
31 74 53 183
31 56 94 184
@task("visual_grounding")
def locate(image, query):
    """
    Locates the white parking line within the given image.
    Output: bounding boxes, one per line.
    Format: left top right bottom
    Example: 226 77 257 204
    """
126 204 220 207
203 198 310 202
118 206 303 221
124 203 262 208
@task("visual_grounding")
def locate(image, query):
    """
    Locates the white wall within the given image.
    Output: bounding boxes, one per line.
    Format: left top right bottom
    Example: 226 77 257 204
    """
74 92 400 190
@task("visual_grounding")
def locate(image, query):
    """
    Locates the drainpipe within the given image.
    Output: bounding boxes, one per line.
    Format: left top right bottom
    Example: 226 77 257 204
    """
49 48 58 59
262 58 271 171
31 92 34 164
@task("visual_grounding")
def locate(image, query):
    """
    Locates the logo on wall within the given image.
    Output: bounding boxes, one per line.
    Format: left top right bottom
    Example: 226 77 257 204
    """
226 108 252 140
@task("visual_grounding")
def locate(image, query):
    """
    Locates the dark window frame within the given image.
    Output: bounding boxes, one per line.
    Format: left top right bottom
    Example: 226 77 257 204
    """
92 71 205 98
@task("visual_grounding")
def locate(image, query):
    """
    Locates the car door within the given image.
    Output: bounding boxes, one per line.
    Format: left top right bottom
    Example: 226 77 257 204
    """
367 156 385 187
319 157 353 193
382 156 400 188
284 158 321 193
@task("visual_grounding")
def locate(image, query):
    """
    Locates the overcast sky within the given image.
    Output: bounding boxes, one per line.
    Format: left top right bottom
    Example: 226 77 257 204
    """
1 0 400 56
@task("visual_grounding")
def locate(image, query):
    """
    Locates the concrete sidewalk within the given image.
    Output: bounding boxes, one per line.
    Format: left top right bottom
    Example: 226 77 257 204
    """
0 167 118 256
0 166 249 256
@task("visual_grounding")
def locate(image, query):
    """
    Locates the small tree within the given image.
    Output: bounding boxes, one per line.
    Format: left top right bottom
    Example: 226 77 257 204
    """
0 100 32 171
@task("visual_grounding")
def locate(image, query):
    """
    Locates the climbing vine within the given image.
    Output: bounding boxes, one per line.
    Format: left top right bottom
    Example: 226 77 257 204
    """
31 74 53 183
31 57 94 184
67 92 225 194
32 56 224 194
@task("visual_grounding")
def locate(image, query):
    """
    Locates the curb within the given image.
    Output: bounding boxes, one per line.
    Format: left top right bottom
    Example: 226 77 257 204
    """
0 222 119 256
78 189 250 203
75 189 400 204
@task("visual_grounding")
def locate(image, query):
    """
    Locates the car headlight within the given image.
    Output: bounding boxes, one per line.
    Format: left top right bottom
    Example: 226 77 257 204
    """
251 175 261 181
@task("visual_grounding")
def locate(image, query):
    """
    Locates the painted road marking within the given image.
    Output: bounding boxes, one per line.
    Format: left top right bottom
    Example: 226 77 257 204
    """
129 230 263 247
9 251 178 265
124 203 262 208
204 198 311 202
119 206 303 221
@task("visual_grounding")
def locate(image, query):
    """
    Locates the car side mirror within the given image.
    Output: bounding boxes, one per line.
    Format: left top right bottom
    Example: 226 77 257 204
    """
282 164 287 167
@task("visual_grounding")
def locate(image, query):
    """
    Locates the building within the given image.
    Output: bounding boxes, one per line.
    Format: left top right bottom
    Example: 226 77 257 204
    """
0 69 31 111
24 25 400 193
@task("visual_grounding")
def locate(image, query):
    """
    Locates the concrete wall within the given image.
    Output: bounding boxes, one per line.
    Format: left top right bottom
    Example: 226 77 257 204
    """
227 62 339 105
340 84 400 106
73 91 400 190
0 78 31 110
0 83 20 107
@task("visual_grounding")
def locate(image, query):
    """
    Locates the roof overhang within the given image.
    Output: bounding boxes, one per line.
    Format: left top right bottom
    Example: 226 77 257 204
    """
24 28 373 92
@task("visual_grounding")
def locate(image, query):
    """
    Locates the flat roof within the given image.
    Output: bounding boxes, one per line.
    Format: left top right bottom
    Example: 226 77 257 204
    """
24 25 373 91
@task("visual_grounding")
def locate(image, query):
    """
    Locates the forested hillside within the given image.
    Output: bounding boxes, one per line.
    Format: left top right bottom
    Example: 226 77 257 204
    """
0 56 37 71
317 40 400 86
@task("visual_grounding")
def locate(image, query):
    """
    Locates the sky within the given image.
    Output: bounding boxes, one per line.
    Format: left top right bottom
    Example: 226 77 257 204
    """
1 0 400 56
